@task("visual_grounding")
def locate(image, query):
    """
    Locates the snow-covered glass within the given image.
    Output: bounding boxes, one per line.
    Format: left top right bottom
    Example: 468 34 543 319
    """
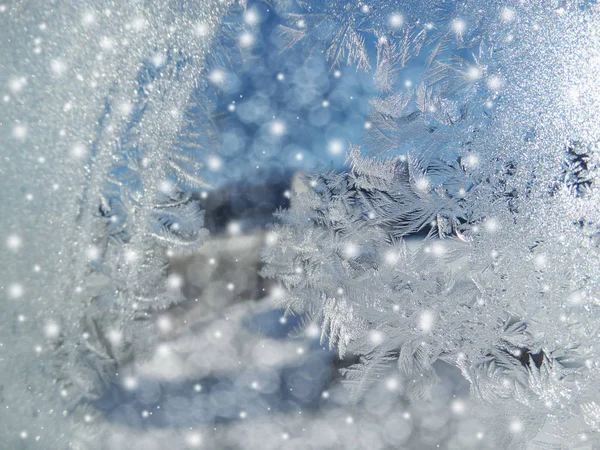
2 0 599 448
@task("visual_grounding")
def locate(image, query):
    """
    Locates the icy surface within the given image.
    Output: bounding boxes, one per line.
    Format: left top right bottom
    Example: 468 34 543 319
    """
263 0 600 447
0 0 231 447
2 0 600 448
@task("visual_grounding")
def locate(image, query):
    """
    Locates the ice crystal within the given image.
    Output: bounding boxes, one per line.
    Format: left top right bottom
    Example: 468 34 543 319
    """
264 0 600 446
0 0 240 446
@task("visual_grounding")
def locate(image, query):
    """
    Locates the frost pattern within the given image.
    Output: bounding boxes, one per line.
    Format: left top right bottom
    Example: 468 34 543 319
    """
264 0 600 446
0 1 238 447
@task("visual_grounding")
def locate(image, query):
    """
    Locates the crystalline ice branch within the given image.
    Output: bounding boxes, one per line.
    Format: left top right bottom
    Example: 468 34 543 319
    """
264 0 600 446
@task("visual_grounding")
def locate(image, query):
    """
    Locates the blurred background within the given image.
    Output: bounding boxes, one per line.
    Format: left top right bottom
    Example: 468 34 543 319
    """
87 3 525 449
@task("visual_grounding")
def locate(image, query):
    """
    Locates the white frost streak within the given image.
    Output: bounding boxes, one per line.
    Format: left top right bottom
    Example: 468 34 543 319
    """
0 1 229 447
